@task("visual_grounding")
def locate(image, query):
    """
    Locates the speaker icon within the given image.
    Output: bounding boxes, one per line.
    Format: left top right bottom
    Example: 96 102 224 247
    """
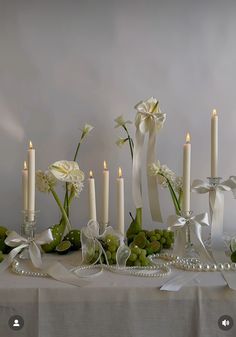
218 315 233 331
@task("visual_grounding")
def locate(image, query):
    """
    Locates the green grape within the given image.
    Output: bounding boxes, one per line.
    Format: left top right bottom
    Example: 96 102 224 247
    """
139 253 147 263
129 253 137 262
163 230 169 239
108 244 117 252
141 259 149 267
164 238 172 249
133 234 147 249
131 245 141 255
155 233 161 241
134 259 141 266
160 237 166 244
149 241 161 253
150 235 157 242
139 249 147 257
106 250 112 260
126 259 134 266
111 252 116 261
146 246 154 255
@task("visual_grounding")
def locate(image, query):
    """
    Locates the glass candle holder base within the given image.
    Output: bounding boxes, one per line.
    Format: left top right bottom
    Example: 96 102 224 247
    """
20 210 39 260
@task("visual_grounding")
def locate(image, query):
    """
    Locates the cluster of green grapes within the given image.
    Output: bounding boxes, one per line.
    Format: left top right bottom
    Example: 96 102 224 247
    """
88 234 120 265
126 229 174 267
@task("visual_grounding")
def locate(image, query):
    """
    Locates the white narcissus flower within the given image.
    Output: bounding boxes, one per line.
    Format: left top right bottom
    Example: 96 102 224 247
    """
149 161 180 189
36 170 57 193
114 115 132 128
49 160 85 183
135 97 166 133
81 124 94 136
174 176 183 193
116 137 127 147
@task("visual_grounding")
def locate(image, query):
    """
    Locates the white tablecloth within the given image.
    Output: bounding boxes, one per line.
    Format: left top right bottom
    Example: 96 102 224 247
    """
0 252 236 337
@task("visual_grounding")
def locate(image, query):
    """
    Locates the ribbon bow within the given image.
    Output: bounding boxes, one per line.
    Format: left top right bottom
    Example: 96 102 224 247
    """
192 177 236 236
0 229 53 272
167 213 212 262
81 220 130 267
132 97 166 222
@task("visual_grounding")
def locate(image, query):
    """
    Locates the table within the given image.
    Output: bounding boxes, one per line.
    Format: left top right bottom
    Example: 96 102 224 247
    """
0 252 236 337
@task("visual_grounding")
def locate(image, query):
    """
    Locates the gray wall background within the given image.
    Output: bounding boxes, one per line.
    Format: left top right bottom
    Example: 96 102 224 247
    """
0 0 236 233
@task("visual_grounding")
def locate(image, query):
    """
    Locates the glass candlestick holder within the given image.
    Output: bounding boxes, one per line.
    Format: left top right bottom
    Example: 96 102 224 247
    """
181 210 199 258
205 177 222 249
20 210 39 260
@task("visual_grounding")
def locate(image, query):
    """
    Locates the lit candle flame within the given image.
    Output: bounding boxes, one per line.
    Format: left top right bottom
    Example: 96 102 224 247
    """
118 167 122 178
186 132 191 143
212 109 217 117
29 141 33 149
89 170 93 178
23 161 27 170
104 161 108 170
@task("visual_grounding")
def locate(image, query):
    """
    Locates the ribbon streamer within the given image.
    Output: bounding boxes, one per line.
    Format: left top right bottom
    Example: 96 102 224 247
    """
167 213 212 262
81 220 130 267
192 177 236 290
132 97 166 222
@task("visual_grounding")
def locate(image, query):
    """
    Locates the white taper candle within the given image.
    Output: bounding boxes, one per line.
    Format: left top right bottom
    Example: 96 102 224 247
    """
88 170 97 221
22 161 28 212
183 133 191 214
117 167 124 235
102 161 109 225
28 141 35 221
211 109 218 178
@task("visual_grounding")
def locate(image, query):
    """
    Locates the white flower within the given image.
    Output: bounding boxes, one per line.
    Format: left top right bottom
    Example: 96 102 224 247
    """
116 137 127 147
114 115 132 128
174 176 183 193
49 160 85 183
149 161 177 188
36 170 57 193
68 181 84 198
81 124 94 136
135 97 166 133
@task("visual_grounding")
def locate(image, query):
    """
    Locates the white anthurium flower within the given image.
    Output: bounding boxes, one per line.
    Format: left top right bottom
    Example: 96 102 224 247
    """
116 137 127 147
49 161 85 183
81 124 94 136
114 115 132 128
135 97 166 133
36 170 57 193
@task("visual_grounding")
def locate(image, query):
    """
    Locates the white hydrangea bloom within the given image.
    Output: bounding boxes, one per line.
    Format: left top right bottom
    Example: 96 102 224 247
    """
36 170 56 193
68 181 84 198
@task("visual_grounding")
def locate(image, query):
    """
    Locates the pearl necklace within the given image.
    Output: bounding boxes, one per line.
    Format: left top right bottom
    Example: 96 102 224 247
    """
11 259 171 278
11 253 236 279
148 253 236 272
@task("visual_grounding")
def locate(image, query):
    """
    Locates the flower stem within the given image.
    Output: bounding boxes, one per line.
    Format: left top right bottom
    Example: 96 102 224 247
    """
50 185 71 232
159 173 181 215
123 125 134 161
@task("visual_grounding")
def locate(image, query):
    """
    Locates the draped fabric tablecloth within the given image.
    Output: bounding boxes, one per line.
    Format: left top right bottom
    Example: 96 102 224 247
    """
0 251 236 337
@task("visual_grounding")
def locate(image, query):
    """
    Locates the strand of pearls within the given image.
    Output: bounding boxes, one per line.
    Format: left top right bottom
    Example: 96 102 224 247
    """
148 253 236 272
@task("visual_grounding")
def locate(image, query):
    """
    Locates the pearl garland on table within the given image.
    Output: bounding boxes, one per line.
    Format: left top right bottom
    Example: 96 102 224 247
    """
148 252 236 272
11 252 236 279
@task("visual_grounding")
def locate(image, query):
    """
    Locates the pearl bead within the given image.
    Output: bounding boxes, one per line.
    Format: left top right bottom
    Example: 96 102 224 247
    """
210 264 217 272
231 263 236 271
203 264 210 272
217 263 224 271
224 263 231 271
197 264 203 271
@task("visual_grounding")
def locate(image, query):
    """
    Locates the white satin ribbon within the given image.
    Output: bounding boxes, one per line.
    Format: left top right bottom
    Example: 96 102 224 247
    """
192 177 236 290
0 229 53 272
167 213 212 262
81 220 130 267
132 97 166 222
